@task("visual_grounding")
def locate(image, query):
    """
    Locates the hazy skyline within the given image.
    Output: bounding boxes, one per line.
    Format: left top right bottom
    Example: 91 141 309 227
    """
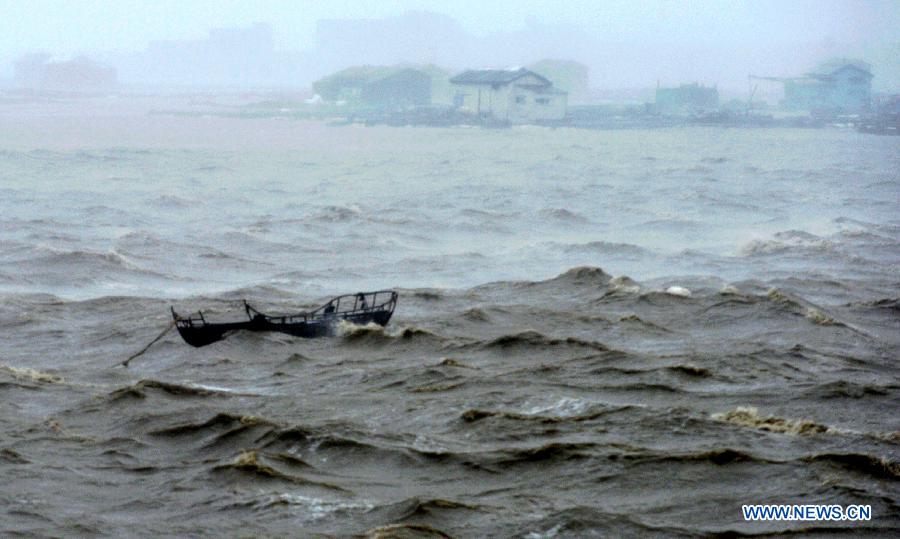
1 0 898 92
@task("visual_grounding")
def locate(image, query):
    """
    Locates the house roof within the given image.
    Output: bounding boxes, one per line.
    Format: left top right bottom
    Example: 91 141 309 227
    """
808 58 872 77
450 68 551 86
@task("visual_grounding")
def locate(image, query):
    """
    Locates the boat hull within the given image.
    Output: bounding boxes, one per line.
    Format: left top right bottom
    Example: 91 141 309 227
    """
173 292 397 347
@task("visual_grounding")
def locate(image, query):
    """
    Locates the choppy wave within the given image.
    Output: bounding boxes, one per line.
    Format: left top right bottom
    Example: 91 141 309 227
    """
479 330 611 352
214 449 347 490
460 403 630 424
107 380 246 401
712 407 832 435
2 126 898 536
337 321 447 346
365 523 455 539
803 453 900 480
148 413 277 437
561 240 650 257
538 207 590 223
0 363 64 384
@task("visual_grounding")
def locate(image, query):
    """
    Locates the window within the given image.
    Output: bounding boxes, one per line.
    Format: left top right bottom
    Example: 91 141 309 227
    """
515 95 526 104
453 93 465 107
536 97 550 105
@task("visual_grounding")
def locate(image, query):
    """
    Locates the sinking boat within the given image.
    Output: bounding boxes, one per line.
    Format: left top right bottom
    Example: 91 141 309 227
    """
171 290 398 347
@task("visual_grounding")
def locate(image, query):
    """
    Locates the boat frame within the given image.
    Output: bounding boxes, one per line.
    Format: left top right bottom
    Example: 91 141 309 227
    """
171 290 398 347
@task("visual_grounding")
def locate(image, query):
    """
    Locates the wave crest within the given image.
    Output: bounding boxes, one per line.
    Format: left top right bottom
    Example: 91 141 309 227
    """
712 406 831 436
481 330 610 352
337 321 443 345
803 453 900 480
0 363 63 384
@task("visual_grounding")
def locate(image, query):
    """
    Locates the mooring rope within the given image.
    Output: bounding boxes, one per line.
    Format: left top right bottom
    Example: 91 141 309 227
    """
120 319 177 368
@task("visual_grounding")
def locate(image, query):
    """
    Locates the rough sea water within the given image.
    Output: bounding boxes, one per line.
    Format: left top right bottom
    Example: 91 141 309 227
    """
1 98 898 537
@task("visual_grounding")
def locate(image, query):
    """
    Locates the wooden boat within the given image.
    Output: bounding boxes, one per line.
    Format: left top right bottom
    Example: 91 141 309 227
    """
171 290 398 347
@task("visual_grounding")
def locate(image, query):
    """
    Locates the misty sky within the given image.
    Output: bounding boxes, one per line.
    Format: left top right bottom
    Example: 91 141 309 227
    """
1 0 898 91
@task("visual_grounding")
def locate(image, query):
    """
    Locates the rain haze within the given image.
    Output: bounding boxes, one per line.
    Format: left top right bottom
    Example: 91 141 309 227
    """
1 1 898 537
1 0 899 91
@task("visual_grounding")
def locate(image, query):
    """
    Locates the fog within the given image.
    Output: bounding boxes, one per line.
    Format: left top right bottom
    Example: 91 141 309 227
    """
1 0 898 94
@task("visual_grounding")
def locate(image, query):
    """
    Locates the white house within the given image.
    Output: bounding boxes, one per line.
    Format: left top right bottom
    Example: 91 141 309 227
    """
450 68 567 123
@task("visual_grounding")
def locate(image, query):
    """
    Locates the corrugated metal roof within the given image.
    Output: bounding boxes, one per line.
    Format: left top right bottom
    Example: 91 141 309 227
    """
450 68 550 86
